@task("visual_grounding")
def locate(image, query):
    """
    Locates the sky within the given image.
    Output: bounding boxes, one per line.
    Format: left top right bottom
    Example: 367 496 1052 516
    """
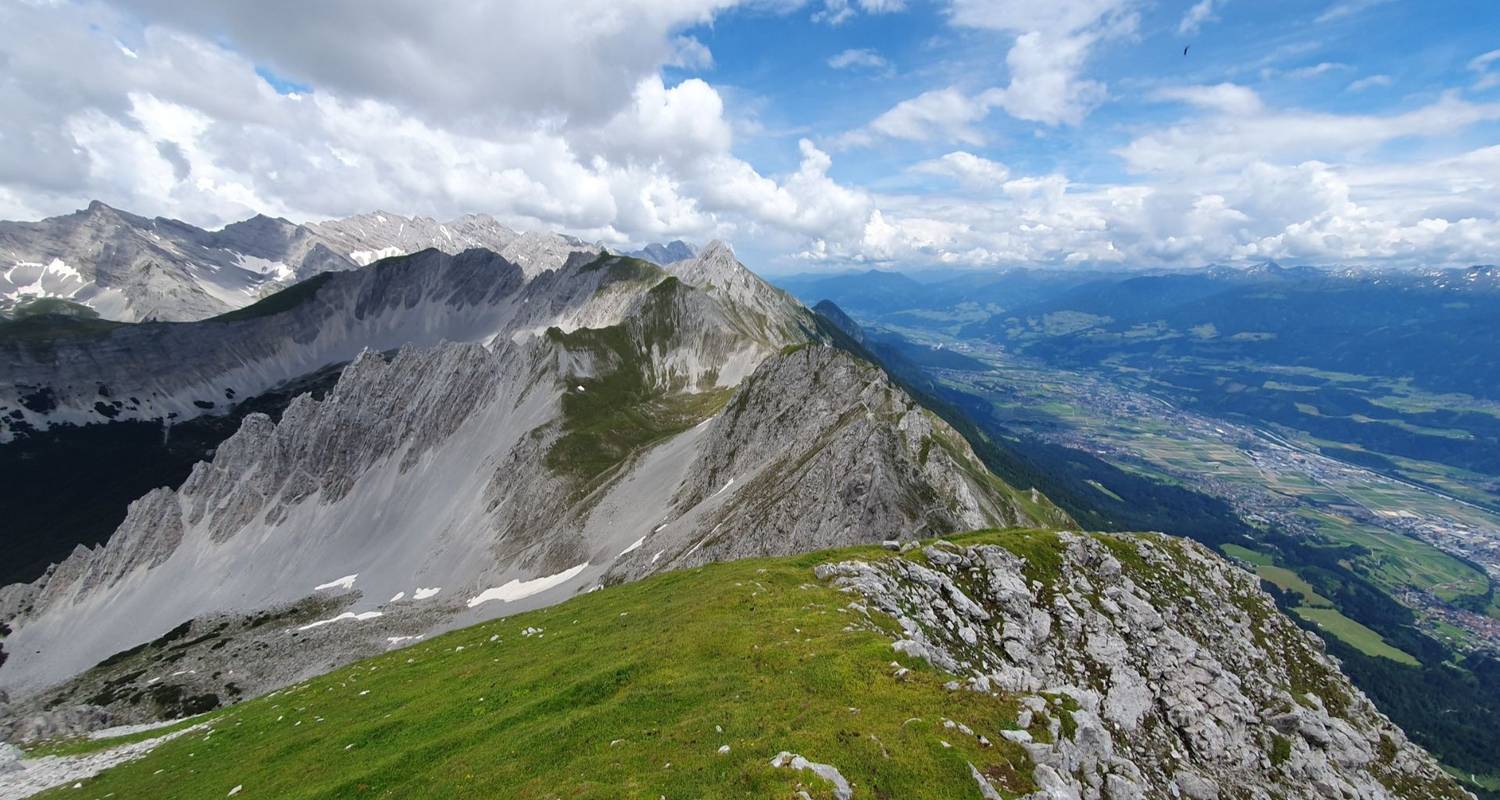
2 0 1499 273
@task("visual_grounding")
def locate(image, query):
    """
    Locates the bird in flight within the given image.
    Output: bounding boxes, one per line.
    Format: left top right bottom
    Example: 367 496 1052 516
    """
1183 44 1191 56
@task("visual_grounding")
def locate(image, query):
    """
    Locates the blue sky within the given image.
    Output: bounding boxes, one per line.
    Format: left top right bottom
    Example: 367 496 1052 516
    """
2 0 1499 272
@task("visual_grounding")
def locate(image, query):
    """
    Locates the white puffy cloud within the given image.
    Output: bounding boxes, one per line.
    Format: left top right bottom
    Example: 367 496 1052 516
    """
862 88 995 145
911 152 1010 190
846 0 1136 142
105 0 736 125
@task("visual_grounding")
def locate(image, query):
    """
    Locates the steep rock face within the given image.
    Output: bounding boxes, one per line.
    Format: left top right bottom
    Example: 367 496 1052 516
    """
664 241 811 345
0 249 648 439
608 345 1068 582
816 532 1469 800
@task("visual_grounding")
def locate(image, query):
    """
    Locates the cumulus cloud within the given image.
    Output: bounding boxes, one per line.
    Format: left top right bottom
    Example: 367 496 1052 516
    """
861 88 995 145
911 151 1010 190
106 0 736 125
949 0 1135 126
844 0 1136 143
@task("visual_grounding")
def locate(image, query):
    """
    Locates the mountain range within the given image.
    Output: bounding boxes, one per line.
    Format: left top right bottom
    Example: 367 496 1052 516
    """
0 233 1058 720
0 203 616 323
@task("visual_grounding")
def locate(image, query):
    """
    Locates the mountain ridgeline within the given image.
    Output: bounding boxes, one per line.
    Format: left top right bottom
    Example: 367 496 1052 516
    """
0 240 1061 726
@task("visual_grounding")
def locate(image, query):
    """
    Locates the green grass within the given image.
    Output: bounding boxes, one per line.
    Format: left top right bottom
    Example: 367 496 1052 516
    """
1292 607 1420 666
49 536 1054 799
1220 543 1273 566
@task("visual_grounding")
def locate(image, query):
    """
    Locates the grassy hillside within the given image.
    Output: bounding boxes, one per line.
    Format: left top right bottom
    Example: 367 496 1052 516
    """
40 536 1057 799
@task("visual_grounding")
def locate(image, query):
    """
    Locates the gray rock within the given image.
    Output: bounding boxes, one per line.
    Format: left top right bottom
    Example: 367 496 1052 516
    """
770 751 853 800
816 533 1469 800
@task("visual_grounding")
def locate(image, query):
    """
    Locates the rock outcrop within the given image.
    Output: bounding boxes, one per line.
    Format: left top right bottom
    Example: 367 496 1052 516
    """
816 532 1470 800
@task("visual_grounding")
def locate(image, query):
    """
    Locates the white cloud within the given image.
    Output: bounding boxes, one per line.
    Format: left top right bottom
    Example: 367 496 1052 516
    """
0 0 882 258
1283 62 1348 80
107 0 739 125
911 151 1010 190
863 87 995 145
1315 0 1393 24
1119 92 1500 174
669 36 715 70
1153 83 1263 116
1346 74 1392 93
1177 0 1220 36
812 0 906 25
1470 49 1500 92
845 0 1136 138
828 48 889 71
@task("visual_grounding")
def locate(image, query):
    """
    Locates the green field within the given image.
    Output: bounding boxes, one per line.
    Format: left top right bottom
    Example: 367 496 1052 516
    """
1292 608 1421 666
1254 565 1336 608
1297 510 1490 603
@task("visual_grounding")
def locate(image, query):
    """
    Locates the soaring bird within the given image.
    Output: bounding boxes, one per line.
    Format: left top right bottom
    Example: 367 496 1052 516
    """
1183 44 1191 56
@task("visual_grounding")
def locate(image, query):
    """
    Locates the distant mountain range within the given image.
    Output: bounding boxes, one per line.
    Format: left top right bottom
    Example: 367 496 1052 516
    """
0 203 702 323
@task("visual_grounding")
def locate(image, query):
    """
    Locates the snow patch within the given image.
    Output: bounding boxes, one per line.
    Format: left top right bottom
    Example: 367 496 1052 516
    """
618 537 646 557
388 592 406 603
349 246 404 266
413 587 442 600
314 574 358 592
466 563 589 608
297 611 383 631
